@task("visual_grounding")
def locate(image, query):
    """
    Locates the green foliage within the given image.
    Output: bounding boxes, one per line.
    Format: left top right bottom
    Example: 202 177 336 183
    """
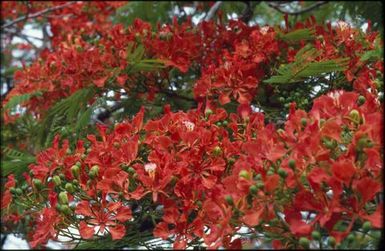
3 91 43 111
1 147 35 177
264 45 349 84
277 28 316 42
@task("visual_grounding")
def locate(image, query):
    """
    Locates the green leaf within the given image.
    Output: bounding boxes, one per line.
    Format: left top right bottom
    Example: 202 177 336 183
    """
278 28 316 42
1 147 35 177
265 45 349 84
3 91 42 111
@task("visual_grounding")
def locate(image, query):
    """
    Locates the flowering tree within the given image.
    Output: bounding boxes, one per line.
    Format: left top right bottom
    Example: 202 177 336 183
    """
1 1 383 249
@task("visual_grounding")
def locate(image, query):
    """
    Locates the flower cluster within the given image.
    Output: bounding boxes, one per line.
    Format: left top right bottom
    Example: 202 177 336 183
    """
3 16 382 123
2 89 383 248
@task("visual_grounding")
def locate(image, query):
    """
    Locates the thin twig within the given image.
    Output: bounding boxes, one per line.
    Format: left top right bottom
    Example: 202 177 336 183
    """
267 1 328 15
1 2 76 29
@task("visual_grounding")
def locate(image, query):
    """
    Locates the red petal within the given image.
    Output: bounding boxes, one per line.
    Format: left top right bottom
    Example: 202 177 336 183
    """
115 207 132 222
109 224 126 240
355 177 381 204
202 174 216 189
153 222 169 239
265 174 280 193
332 159 356 186
79 221 94 239
219 92 231 105
94 76 108 87
242 208 264 227
75 201 93 217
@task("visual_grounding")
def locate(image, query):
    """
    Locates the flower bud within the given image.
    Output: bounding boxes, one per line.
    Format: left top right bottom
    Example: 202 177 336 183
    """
312 231 321 241
71 165 80 178
52 175 61 186
212 146 222 156
215 121 222 127
58 191 69 204
349 109 360 123
256 181 264 189
357 95 366 106
299 237 310 249
65 183 75 194
61 205 72 215
72 179 79 186
222 120 228 126
10 187 17 195
288 159 296 169
362 221 372 232
225 195 234 205
239 170 250 179
249 185 258 195
127 167 136 174
33 179 43 190
328 236 336 247
89 165 99 179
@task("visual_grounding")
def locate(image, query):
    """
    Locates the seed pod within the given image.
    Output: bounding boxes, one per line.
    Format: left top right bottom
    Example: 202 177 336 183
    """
301 118 307 127
349 109 360 123
328 236 336 247
58 191 69 204
277 168 288 179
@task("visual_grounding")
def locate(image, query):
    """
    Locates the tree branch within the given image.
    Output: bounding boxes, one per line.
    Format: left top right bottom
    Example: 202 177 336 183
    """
1 2 76 29
204 1 223 21
267 1 328 15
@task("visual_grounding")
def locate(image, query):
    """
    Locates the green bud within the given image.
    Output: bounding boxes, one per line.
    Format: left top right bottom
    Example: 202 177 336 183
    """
212 146 222 156
301 118 307 127
225 195 234 205
254 173 262 180
299 237 310 249
279 97 285 103
256 181 264 189
15 188 23 196
228 158 236 165
58 191 69 204
222 120 228 126
349 109 360 123
346 233 355 242
53 175 61 186
21 184 28 190
72 179 79 186
362 221 372 232
71 165 80 178
89 165 99 179
216 121 222 127
81 154 87 159
205 109 213 116
65 183 75 194
266 170 275 176
239 170 250 179
75 161 81 167
61 205 72 215
277 168 288 179
249 185 258 195
32 179 43 190
328 236 336 247
288 159 296 169
56 204 63 212
59 173 66 180
357 95 366 106
312 231 321 241
10 187 17 195
320 118 326 126
127 167 135 174
196 201 202 207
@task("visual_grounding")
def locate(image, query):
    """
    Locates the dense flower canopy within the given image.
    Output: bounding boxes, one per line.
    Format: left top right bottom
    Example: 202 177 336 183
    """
1 1 383 250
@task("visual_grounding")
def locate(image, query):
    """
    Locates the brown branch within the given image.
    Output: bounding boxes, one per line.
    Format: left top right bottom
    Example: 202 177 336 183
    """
1 2 76 29
266 1 328 15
